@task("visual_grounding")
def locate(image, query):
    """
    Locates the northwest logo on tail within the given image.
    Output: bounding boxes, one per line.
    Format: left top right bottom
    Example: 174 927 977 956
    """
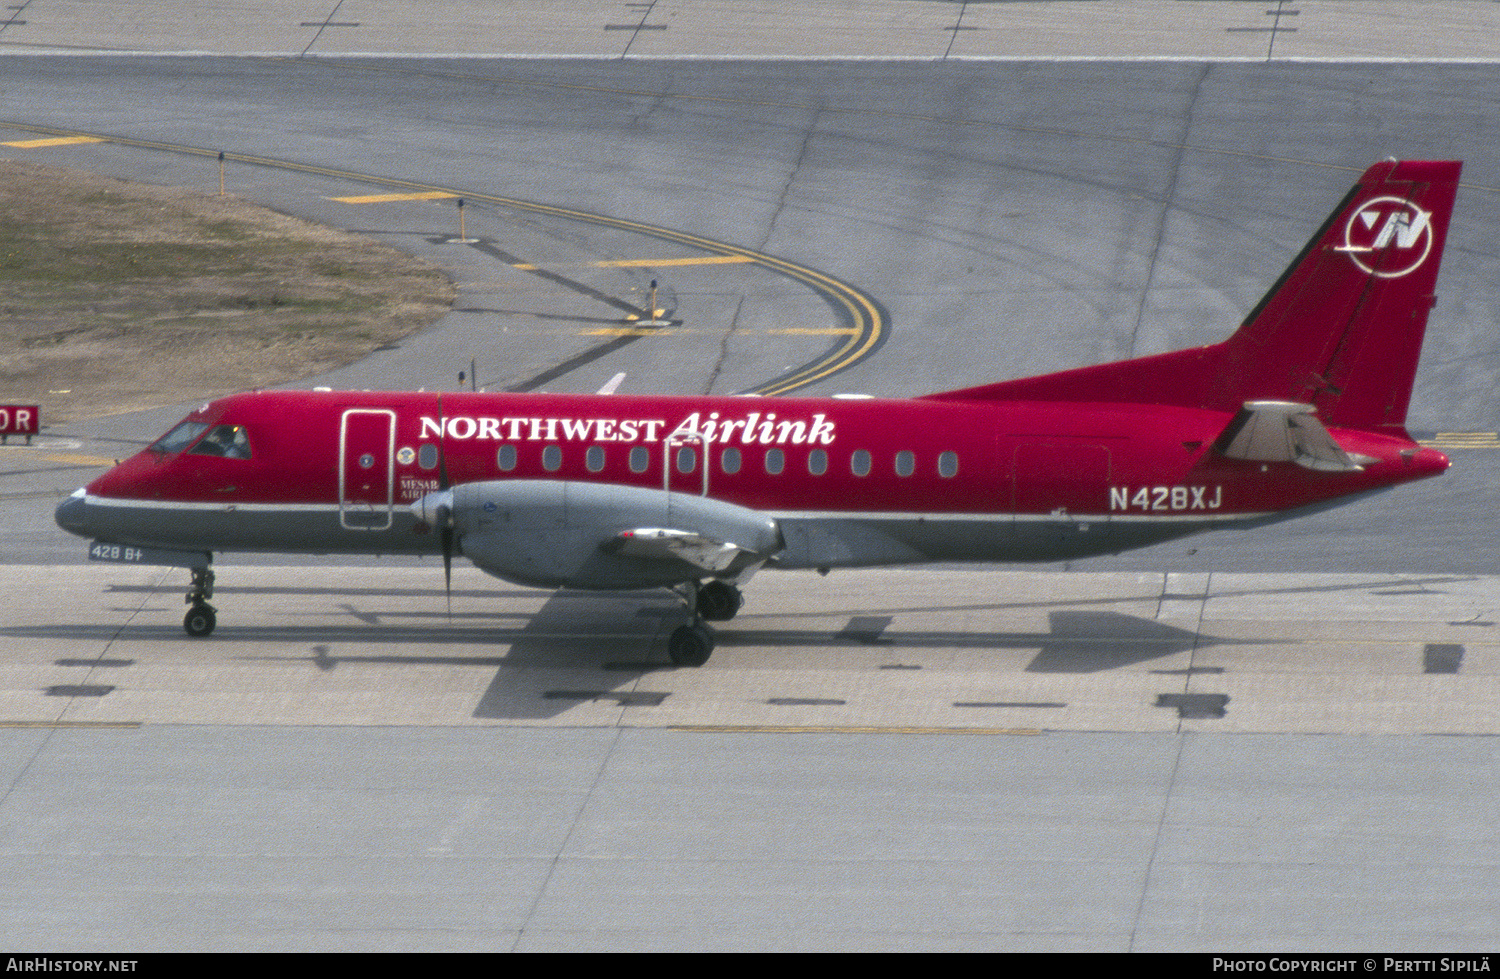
1338 195 1433 278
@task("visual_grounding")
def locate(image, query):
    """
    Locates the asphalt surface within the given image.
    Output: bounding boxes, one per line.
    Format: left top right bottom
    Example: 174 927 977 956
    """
5 55 1500 573
0 4 1497 953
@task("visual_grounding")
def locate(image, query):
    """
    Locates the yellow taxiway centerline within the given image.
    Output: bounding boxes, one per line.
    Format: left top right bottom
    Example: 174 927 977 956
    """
2 136 106 148
0 449 117 467
328 191 458 203
510 255 757 271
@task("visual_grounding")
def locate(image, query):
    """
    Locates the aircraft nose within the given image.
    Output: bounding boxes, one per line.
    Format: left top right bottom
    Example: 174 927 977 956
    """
55 489 88 537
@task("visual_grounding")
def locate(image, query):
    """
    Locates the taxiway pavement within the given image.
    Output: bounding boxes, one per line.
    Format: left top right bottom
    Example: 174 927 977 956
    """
0 1 1497 953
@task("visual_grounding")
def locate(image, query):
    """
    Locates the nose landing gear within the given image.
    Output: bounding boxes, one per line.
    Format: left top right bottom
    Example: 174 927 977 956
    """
184 566 216 637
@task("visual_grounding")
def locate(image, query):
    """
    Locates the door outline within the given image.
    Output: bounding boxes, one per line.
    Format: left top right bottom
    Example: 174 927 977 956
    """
339 408 396 530
1011 441 1112 522
664 432 711 498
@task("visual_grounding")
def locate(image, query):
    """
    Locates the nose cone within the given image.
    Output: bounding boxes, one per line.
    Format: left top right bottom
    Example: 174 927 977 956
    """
55 488 88 537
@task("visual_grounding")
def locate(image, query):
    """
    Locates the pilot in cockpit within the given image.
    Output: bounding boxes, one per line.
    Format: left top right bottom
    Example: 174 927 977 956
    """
189 424 253 460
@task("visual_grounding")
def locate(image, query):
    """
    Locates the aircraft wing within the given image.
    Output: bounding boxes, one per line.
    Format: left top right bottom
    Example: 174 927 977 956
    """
609 527 752 573
1213 401 1372 472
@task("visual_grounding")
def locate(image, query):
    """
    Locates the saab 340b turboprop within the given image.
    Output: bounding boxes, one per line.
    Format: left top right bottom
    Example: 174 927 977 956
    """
56 160 1461 665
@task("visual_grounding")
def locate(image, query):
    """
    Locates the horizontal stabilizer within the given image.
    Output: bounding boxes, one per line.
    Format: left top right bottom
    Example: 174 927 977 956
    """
613 527 750 572
1213 401 1370 472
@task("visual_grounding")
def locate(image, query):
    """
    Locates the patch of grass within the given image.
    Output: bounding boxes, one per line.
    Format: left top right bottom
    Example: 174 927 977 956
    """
0 160 456 421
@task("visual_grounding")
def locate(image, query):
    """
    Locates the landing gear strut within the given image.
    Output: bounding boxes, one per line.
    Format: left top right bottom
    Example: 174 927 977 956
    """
183 566 216 637
666 581 744 667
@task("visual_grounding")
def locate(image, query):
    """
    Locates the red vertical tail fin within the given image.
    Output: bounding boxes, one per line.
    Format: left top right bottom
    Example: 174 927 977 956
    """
1217 159 1461 431
927 160 1462 433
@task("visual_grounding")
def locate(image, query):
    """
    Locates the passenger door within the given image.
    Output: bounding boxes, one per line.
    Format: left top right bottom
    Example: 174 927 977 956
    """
339 408 396 530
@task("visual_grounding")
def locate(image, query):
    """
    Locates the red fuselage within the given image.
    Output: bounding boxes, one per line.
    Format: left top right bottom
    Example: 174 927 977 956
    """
64 388 1447 570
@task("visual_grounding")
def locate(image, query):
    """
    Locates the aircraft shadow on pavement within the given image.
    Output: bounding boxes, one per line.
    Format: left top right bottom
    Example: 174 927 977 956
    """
2 585 1279 720
55 568 1478 722
717 610 1256 672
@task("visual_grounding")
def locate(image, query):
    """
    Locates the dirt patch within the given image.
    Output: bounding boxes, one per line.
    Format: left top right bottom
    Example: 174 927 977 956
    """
0 159 455 422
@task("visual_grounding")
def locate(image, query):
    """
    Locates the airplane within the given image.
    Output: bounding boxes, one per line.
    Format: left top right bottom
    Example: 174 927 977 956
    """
56 159 1461 666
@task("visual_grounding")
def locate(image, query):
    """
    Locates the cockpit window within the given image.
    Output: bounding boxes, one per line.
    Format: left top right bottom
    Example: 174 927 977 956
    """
188 424 253 460
149 421 210 455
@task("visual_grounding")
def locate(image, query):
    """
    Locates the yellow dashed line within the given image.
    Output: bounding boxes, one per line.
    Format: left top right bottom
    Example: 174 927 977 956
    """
2 136 105 148
0 449 116 467
1422 433 1500 449
328 191 458 203
42 453 117 466
511 255 757 271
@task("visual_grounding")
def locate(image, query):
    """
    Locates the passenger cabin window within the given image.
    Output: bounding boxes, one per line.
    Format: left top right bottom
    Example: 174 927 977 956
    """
720 446 742 475
150 421 209 455
807 449 828 476
676 446 697 474
938 451 959 478
542 445 562 471
586 446 606 473
496 445 517 472
629 446 650 474
188 424 252 460
850 449 871 477
764 448 785 475
895 450 915 477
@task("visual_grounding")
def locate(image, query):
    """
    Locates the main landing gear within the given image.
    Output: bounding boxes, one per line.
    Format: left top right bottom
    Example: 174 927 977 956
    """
667 580 744 667
183 566 216 637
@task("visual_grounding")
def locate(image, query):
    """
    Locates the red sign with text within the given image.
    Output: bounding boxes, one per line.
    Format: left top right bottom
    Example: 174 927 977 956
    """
0 405 40 437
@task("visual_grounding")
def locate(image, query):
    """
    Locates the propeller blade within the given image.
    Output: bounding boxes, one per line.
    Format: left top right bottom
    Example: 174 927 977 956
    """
436 393 453 619
439 503 454 620
410 488 456 618
435 393 452 492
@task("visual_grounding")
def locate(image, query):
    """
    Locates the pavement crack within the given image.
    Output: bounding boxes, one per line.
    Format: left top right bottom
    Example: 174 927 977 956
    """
1127 62 1211 359
757 104 822 256
701 294 744 395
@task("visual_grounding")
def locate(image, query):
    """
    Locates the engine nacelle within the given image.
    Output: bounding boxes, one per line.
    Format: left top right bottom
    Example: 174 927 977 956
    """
434 480 782 589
